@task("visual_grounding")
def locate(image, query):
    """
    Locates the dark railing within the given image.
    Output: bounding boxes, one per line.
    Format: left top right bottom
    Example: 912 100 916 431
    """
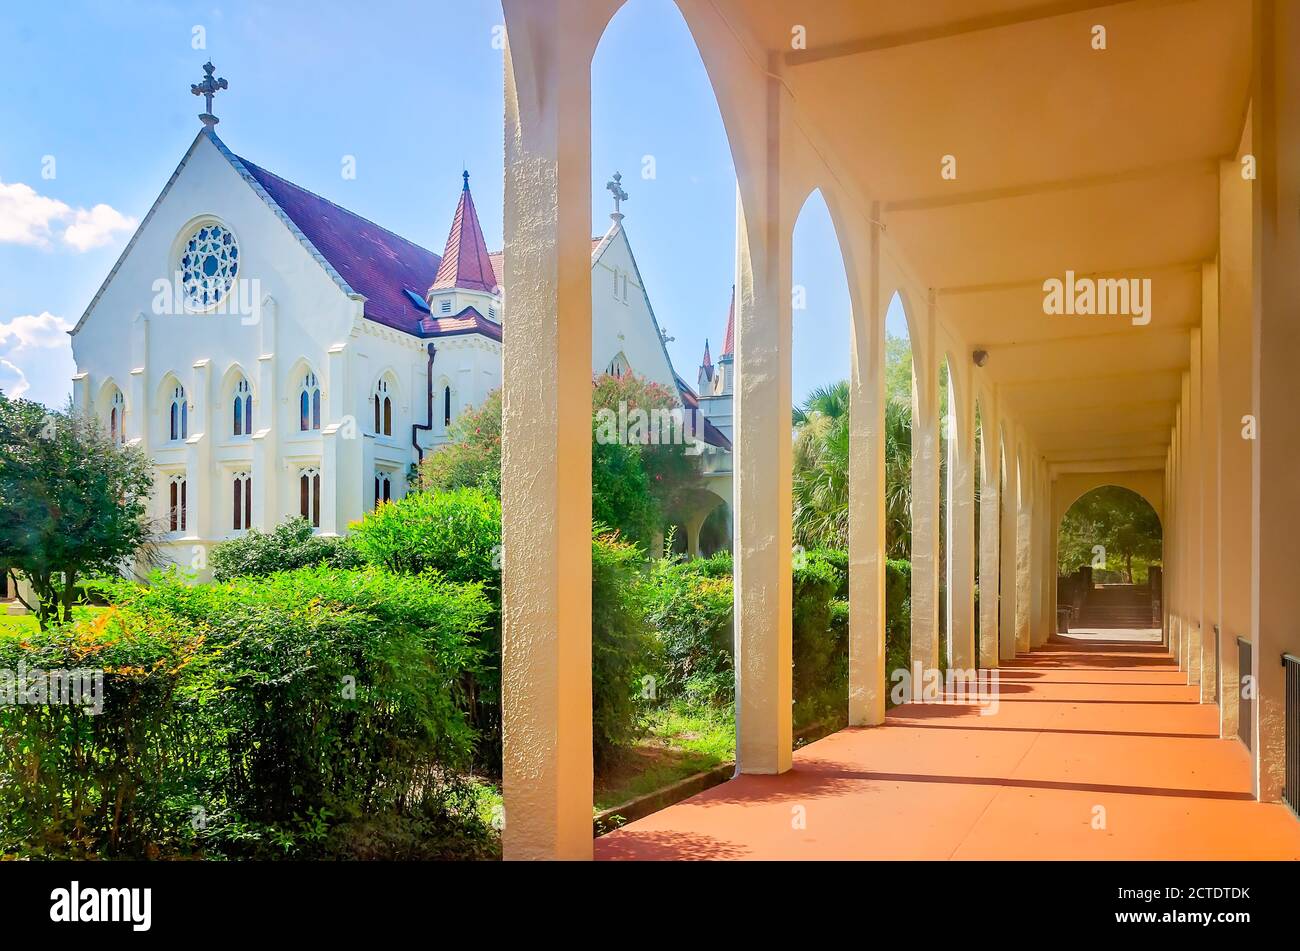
1238 636 1253 751
1284 652 1299 817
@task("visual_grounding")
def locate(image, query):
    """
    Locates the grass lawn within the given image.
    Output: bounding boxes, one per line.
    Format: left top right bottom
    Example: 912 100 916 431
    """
0 605 107 638
594 702 735 811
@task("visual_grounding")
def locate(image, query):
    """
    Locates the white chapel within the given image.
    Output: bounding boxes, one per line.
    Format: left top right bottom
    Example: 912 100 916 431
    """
68 65 733 575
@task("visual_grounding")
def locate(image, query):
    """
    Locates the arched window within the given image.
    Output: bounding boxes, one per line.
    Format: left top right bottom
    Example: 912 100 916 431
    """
373 378 393 437
443 385 453 428
109 389 125 444
374 470 393 508
233 377 253 437
232 471 252 531
169 385 188 442
299 466 321 528
168 474 188 533
299 372 321 432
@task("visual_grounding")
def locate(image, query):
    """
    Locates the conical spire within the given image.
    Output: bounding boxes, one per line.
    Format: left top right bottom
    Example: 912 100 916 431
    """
720 286 735 357
430 171 498 294
701 338 713 370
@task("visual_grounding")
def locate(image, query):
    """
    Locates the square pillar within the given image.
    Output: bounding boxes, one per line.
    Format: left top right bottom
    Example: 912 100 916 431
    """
978 403 1001 667
910 292 941 678
847 204 887 725
499 0 604 858
1186 331 1204 686
946 372 976 669
999 423 1019 660
1250 0 1300 802
1014 450 1032 655
1199 264 1221 703
1217 152 1252 740
733 172 794 770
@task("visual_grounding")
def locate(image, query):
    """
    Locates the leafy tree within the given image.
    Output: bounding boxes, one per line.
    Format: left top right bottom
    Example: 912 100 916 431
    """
0 395 155 628
418 389 502 496
420 374 705 549
790 337 912 557
1057 485 1163 583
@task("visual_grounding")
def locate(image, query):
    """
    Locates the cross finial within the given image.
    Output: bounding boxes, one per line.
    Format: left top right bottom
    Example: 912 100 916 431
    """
606 171 629 221
191 61 229 128
463 169 470 190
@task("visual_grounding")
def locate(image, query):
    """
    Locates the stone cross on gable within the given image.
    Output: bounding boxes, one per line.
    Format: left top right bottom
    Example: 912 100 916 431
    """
606 172 629 221
191 61 229 128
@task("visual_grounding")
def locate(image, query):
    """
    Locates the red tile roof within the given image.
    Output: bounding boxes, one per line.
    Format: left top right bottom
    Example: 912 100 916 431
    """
431 172 498 293
419 306 501 342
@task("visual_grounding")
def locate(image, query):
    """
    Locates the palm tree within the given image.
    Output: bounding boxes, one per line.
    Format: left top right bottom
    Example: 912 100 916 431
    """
790 349 913 557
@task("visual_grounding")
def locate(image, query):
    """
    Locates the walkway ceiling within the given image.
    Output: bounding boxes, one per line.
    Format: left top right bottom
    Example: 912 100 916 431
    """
728 0 1250 474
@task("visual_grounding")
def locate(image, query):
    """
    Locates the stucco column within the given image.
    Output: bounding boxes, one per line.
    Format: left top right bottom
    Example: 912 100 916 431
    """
1028 461 1046 649
978 403 1001 667
1198 264 1221 703
1250 0 1300 802
1186 332 1203 686
733 163 795 770
999 423 1019 659
499 0 610 858
910 294 940 679
847 204 887 725
946 373 976 669
1014 448 1032 655
1037 464 1049 645
1217 153 1251 740
1173 394 1185 668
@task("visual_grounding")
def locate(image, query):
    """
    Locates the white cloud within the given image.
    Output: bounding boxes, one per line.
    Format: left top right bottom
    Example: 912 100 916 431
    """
0 178 135 252
0 311 73 351
0 179 70 247
0 358 30 398
63 203 137 252
0 312 74 405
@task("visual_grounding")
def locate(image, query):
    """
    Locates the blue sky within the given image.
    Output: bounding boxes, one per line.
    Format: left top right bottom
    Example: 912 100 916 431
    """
0 0 903 411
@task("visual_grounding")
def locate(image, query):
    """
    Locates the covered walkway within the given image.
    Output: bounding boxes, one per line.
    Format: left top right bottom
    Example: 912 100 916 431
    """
497 0 1300 858
595 634 1300 860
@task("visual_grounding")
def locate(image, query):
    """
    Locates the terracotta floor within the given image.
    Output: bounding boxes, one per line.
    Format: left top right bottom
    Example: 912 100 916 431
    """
595 632 1300 860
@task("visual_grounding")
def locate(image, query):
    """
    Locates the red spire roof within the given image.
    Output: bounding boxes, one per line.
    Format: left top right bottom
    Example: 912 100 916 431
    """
701 338 712 369
721 285 735 357
431 171 498 293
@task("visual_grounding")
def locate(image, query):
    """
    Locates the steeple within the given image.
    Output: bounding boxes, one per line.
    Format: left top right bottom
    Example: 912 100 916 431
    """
430 170 498 294
698 338 714 390
720 285 735 358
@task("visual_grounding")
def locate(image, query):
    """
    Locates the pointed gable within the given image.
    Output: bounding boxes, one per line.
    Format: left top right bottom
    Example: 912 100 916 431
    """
431 172 498 293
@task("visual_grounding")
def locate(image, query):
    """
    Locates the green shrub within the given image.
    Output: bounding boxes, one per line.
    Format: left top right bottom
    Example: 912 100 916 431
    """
885 558 911 694
349 488 503 767
209 517 360 581
792 549 846 727
591 530 655 768
639 555 735 706
0 566 495 859
348 488 501 587
348 489 651 778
